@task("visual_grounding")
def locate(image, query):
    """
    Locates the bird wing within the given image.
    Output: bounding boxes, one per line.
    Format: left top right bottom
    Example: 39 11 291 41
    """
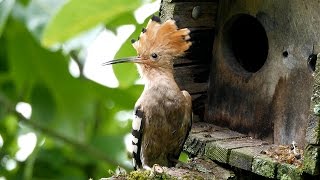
177 90 193 159
131 105 145 170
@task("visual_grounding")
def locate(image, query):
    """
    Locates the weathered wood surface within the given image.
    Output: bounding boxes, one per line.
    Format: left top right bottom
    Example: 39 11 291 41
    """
160 0 217 121
184 123 307 179
208 0 320 147
174 158 236 180
229 146 269 172
206 137 268 164
306 53 320 145
160 1 217 28
104 158 235 180
173 64 209 94
305 114 320 145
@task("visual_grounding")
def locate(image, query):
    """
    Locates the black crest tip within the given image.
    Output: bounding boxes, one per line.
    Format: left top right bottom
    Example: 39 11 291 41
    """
142 28 147 33
151 15 161 23
131 39 136 44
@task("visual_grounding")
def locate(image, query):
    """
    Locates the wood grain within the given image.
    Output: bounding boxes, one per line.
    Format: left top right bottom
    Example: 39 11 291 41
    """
184 122 305 178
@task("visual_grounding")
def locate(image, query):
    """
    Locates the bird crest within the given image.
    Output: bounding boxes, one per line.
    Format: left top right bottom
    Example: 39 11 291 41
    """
102 15 192 72
131 15 192 61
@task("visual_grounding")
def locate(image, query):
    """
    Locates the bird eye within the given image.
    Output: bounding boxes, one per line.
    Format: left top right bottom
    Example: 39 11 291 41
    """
151 53 158 60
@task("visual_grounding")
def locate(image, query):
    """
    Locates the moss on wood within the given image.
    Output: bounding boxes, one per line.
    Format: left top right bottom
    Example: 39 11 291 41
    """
303 145 320 175
252 156 277 178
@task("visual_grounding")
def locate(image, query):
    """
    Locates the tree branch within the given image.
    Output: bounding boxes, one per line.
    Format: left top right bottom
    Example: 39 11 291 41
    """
14 111 131 170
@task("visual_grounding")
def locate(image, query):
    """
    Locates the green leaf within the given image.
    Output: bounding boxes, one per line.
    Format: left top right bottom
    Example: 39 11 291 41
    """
18 0 30 6
32 147 86 179
178 152 189 163
5 19 89 140
0 35 9 73
106 11 136 33
113 18 150 88
0 0 15 37
5 18 142 140
41 0 142 47
24 0 66 40
112 62 139 89
91 135 126 161
30 84 56 124
0 114 18 136
1 1 148 178
0 114 19 158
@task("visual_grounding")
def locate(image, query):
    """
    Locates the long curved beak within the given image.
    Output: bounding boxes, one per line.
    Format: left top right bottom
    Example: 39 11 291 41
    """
102 56 141 66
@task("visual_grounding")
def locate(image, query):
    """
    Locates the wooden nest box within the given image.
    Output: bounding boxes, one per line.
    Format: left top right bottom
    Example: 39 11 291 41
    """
161 0 320 178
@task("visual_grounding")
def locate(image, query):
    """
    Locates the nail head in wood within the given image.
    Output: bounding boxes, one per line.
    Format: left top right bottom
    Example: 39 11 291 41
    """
192 6 201 19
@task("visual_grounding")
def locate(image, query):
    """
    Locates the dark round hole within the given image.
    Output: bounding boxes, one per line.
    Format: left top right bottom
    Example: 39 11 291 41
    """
282 51 288 57
223 14 269 73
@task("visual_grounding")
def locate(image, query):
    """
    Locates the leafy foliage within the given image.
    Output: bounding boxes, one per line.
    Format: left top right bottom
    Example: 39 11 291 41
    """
42 0 140 47
0 0 157 179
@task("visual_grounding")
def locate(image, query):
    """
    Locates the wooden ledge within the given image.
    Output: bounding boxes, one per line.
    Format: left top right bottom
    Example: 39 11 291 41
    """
184 122 305 179
103 158 235 180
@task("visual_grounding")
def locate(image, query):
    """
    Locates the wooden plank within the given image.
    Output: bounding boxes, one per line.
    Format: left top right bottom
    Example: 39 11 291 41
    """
107 158 234 179
190 93 207 122
172 2 217 28
196 129 247 141
174 158 235 180
190 122 227 134
303 145 320 175
305 114 320 145
184 123 306 178
173 57 195 65
184 123 247 156
229 146 269 171
187 28 215 62
174 64 209 94
174 29 215 65
184 134 206 156
205 137 268 164
252 155 277 178
161 1 218 28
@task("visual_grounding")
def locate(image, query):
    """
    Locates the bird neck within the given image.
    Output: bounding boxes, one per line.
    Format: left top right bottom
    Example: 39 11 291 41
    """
139 67 179 91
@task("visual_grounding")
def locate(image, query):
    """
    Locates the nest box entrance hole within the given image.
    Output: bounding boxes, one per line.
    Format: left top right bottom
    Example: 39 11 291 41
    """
223 14 269 73
208 13 272 141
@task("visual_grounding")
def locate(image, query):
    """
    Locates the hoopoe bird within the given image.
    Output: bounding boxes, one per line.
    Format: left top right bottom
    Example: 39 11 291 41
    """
103 15 192 170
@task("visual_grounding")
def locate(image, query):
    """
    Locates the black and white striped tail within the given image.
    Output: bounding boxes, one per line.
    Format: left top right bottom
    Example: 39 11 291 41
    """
132 105 144 170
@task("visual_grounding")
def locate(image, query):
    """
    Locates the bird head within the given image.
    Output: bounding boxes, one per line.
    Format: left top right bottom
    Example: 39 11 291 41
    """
103 16 192 78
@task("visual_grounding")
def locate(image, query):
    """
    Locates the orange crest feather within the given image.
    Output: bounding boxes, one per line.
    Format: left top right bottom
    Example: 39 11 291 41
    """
132 17 191 58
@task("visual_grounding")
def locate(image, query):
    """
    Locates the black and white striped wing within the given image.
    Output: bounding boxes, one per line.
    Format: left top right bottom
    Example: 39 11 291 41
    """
131 105 144 170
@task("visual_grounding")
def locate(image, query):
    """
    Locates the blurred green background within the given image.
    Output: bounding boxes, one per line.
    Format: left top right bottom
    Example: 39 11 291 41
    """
0 0 159 179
